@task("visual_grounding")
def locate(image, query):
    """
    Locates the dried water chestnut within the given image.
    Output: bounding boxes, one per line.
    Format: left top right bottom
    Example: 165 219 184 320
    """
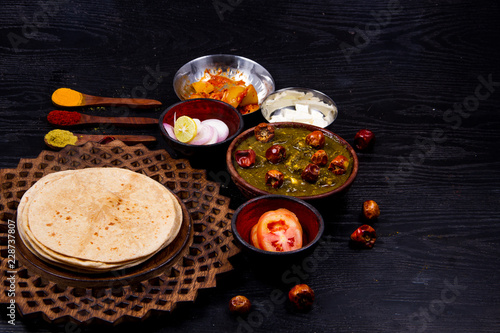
265 144 286 164
328 155 349 175
235 149 256 168
363 200 380 220
350 225 377 248
254 123 275 142
229 295 251 314
311 149 328 166
289 284 315 310
354 129 375 150
301 163 320 183
305 130 325 149
265 170 284 188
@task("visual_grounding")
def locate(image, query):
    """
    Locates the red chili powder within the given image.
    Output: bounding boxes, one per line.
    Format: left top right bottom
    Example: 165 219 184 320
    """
47 110 82 126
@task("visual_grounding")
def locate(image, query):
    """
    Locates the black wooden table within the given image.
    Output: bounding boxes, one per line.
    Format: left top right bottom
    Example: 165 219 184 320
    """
1 1 499 332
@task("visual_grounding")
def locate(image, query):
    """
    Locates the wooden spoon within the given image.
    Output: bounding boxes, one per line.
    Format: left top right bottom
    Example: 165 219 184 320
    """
47 110 158 127
52 88 162 108
44 133 157 150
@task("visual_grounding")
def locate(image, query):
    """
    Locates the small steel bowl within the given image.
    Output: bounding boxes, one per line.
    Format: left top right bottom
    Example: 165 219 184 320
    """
261 87 338 128
173 54 275 126
231 195 325 258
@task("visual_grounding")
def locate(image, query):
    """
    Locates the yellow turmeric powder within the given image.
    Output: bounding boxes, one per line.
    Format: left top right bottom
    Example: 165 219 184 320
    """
44 129 78 148
51 88 83 107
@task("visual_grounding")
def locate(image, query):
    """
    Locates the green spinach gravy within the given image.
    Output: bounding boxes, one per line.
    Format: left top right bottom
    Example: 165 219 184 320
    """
234 127 353 196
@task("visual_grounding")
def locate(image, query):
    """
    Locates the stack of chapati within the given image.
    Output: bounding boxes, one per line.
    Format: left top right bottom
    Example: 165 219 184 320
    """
17 168 182 273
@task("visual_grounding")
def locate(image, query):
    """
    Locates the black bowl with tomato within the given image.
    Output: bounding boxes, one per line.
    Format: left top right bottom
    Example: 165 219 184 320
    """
231 195 324 259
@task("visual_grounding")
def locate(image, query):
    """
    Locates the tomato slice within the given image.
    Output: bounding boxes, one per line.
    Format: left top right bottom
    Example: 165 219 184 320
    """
256 208 303 252
250 223 261 249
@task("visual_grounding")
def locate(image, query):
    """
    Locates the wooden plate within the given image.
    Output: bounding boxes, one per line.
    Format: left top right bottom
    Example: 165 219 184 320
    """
0 141 240 324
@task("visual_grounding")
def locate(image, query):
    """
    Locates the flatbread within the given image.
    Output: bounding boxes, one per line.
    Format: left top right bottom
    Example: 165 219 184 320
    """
16 168 182 273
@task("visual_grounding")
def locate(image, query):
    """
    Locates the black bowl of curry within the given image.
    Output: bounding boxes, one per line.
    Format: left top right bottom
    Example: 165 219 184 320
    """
226 122 358 200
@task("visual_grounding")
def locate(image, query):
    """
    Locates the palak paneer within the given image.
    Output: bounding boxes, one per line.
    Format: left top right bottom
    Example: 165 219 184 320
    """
233 126 353 196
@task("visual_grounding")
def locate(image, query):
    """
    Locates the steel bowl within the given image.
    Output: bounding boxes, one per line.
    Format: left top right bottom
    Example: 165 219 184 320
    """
173 54 275 126
261 87 338 128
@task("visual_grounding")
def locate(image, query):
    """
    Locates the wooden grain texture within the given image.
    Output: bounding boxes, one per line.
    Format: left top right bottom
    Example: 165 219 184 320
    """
80 93 162 109
47 112 158 127
1 0 499 332
51 90 162 109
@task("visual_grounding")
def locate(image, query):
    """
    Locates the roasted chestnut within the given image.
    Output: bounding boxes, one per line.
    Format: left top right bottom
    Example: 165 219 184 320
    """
265 144 286 164
288 284 315 310
311 149 328 166
350 224 377 248
229 295 251 314
305 130 325 149
363 200 380 220
328 155 349 175
301 163 320 183
254 123 275 142
235 149 256 168
354 129 375 150
265 170 284 188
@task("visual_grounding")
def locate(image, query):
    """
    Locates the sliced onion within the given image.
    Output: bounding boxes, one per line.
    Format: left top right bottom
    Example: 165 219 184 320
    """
201 119 229 143
163 123 176 140
193 118 201 127
206 126 220 144
189 123 215 145
168 118 230 145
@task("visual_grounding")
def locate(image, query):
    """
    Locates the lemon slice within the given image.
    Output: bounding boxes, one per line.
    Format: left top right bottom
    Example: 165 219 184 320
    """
174 116 197 143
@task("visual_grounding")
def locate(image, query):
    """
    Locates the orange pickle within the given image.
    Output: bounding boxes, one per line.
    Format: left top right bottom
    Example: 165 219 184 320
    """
188 69 259 114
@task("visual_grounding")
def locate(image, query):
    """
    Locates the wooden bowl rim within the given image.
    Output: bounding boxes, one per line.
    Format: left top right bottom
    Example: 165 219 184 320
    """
226 122 359 200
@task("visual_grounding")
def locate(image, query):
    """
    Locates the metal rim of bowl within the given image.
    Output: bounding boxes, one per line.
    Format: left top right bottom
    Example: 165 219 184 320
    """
230 194 325 256
172 54 276 106
260 87 338 126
